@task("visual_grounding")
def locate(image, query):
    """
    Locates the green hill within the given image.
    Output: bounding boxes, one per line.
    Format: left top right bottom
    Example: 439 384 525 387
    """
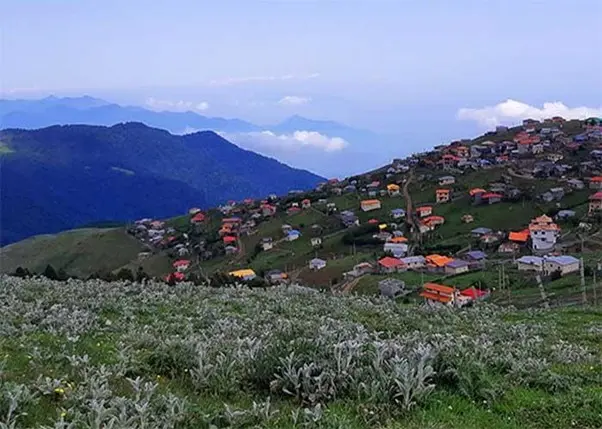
1 276 601 428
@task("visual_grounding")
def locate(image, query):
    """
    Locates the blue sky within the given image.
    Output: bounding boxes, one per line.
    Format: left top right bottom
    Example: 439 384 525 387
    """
2 0 601 176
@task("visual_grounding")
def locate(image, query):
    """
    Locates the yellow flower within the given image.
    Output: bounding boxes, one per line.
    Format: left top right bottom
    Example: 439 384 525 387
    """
54 387 65 394
60 411 67 418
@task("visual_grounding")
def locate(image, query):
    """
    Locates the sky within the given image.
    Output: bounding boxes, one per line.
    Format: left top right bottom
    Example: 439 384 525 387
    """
1 0 601 176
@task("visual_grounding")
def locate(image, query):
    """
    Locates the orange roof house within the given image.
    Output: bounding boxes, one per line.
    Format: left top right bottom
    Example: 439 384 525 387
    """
436 189 451 203
420 282 457 304
529 215 560 232
378 256 405 272
361 199 382 212
422 215 445 228
387 184 401 194
508 229 529 243
426 254 454 268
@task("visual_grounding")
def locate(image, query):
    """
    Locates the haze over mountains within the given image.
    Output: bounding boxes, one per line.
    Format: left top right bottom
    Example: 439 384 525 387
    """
0 122 323 244
0 96 395 177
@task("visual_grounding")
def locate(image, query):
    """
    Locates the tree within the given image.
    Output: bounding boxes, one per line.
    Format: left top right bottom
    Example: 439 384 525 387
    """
57 268 68 281
136 267 149 282
13 267 30 278
43 265 59 281
116 268 134 282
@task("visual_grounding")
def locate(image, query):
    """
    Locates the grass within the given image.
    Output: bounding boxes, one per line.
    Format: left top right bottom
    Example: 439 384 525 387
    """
0 227 147 278
1 276 602 428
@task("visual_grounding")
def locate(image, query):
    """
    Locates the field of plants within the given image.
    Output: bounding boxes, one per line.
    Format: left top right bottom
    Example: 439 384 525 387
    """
1 275 601 428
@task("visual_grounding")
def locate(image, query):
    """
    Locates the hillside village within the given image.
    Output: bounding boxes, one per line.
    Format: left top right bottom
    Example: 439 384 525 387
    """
72 117 602 306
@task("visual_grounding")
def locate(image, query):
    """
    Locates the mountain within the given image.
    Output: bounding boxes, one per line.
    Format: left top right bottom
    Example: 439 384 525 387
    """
0 123 324 244
0 96 398 177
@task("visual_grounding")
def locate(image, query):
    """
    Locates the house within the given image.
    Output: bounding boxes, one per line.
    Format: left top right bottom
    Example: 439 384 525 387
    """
416 206 433 218
532 143 544 154
471 227 492 237
549 187 565 201
261 204 277 216
422 215 445 229
340 210 359 227
190 212 206 223
173 260 190 272
309 258 327 270
436 189 451 203
383 239 408 258
556 210 576 220
498 241 520 254
353 262 374 276
360 199 382 212
529 215 560 252
481 193 502 205
391 208 406 219
516 256 544 272
265 270 288 284
229 269 257 281
343 184 357 193
426 254 454 272
469 188 487 199
261 237 274 251
378 256 405 273
311 237 323 247
189 207 202 215
302 199 311 209
589 192 602 215
420 283 458 306
387 184 401 196
567 179 585 190
438 175 455 186
287 206 301 215
378 278 407 299
225 245 238 255
444 259 470 275
460 287 490 303
223 235 237 245
481 233 501 245
543 255 580 276
465 250 487 262
590 176 602 190
400 255 426 270
461 214 474 223
287 230 301 241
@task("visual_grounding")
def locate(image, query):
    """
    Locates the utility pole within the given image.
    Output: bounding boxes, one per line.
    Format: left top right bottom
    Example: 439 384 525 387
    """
581 257 587 305
536 274 550 309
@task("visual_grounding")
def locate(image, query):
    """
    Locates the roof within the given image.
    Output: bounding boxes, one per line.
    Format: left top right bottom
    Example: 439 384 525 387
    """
378 257 405 269
423 282 456 295
288 229 301 235
361 199 381 205
545 255 579 265
222 217 242 223
591 176 602 182
173 260 190 267
439 175 455 180
471 227 492 234
466 250 487 260
460 287 489 299
391 208 406 213
436 189 451 194
426 254 454 267
420 291 453 303
509 230 529 242
388 236 408 243
469 188 487 196
401 256 426 264
387 183 400 190
223 236 237 244
445 259 469 269
229 269 256 278
529 215 560 231
310 258 326 264
191 213 205 222
482 193 503 199
590 192 602 200
416 206 433 212
517 256 543 265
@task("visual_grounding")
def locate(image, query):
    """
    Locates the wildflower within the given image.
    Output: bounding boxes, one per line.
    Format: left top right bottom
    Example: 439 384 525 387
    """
448 405 453 410
54 387 65 394
60 411 67 418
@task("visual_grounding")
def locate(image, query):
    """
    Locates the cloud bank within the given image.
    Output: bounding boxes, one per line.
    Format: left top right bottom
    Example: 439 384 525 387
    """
208 73 320 87
278 95 312 106
145 97 209 112
220 130 348 153
457 99 602 127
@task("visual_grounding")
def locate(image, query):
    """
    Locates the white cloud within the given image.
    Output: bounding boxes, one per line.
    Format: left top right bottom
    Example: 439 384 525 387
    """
278 95 312 106
145 97 209 112
222 130 348 153
457 99 602 127
208 73 319 87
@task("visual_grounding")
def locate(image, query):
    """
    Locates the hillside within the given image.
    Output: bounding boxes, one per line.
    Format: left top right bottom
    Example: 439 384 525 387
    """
4 117 602 310
0 122 323 244
2 275 602 428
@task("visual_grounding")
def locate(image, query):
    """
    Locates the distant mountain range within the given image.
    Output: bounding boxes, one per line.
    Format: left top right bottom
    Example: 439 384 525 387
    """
0 123 323 244
0 96 396 176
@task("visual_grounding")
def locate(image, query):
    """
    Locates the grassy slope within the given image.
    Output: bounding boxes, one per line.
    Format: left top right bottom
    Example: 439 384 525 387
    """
0 227 149 277
1 276 601 429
